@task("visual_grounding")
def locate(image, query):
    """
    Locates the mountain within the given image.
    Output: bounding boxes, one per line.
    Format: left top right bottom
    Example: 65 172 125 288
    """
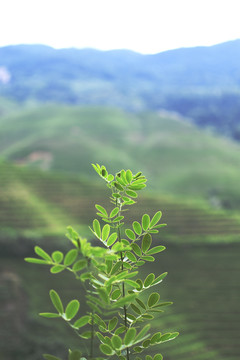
1 41 240 138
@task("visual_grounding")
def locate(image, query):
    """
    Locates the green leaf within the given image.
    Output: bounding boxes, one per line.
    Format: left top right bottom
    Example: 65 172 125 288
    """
72 259 87 271
126 169 133 183
24 258 48 264
93 313 107 331
43 355 62 360
128 184 146 190
113 216 124 222
127 313 137 322
114 182 124 191
73 315 90 328
65 300 80 320
108 317 118 331
110 207 119 218
100 344 114 356
101 167 107 177
145 356 152 360
64 249 78 266
115 326 126 335
111 289 121 300
131 243 142 257
150 332 162 344
39 312 61 318
95 204 108 217
132 178 147 185
115 270 138 280
125 279 139 288
34 246 52 261
111 334 122 349
49 290 64 314
152 302 172 308
80 331 92 339
148 293 160 307
146 246 165 255
149 229 159 234
98 288 109 304
154 224 167 228
149 211 162 228
68 350 82 360
144 273 155 288
111 261 121 274
142 339 151 348
142 214 150 231
131 303 142 315
153 355 163 360
126 190 138 198
136 260 145 267
112 293 138 308
160 332 179 342
135 279 143 291
132 221 142 235
102 224 110 242
152 272 167 285
93 219 101 238
51 251 63 263
126 251 137 262
142 255 155 262
136 298 146 310
96 331 105 342
112 193 121 199
50 265 65 274
107 232 118 247
80 272 92 282
92 163 100 174
142 233 152 253
135 324 151 342
124 327 137 346
125 229 136 241
107 174 114 182
133 171 142 178
133 346 143 353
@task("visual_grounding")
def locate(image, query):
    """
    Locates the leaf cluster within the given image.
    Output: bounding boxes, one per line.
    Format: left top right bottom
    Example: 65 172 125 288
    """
25 164 178 359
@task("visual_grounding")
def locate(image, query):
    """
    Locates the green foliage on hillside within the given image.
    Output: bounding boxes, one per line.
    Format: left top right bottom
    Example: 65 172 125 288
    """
1 105 240 209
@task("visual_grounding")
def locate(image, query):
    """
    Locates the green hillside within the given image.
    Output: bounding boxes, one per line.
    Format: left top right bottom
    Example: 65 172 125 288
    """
1 104 240 360
1 105 240 209
1 161 240 360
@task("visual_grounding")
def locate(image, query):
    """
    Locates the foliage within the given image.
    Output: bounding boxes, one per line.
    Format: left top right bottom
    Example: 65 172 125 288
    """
25 164 178 359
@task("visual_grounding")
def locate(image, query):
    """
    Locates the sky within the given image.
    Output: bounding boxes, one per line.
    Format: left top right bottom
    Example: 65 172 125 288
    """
1 0 240 54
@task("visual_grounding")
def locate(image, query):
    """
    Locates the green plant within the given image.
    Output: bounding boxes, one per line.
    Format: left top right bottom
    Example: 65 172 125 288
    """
25 164 179 360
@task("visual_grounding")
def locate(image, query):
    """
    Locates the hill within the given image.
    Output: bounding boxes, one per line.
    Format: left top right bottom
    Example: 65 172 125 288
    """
1 105 240 248
1 41 240 138
1 105 240 208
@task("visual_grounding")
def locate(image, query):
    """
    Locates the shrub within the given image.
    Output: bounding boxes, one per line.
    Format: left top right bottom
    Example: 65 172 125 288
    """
25 164 178 360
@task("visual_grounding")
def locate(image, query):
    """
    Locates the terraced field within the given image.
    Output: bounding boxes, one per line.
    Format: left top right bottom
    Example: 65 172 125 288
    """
2 161 240 244
1 243 240 360
1 161 240 359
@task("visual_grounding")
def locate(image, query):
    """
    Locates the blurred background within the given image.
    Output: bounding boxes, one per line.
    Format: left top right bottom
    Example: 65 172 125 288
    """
1 0 240 359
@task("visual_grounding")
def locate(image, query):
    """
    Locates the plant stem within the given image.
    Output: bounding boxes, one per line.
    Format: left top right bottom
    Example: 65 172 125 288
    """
116 197 130 360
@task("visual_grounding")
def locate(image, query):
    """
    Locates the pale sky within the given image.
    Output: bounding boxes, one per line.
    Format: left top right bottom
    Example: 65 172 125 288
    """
1 0 240 54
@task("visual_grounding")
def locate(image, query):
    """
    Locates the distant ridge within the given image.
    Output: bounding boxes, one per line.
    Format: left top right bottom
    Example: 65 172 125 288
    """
1 40 240 137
